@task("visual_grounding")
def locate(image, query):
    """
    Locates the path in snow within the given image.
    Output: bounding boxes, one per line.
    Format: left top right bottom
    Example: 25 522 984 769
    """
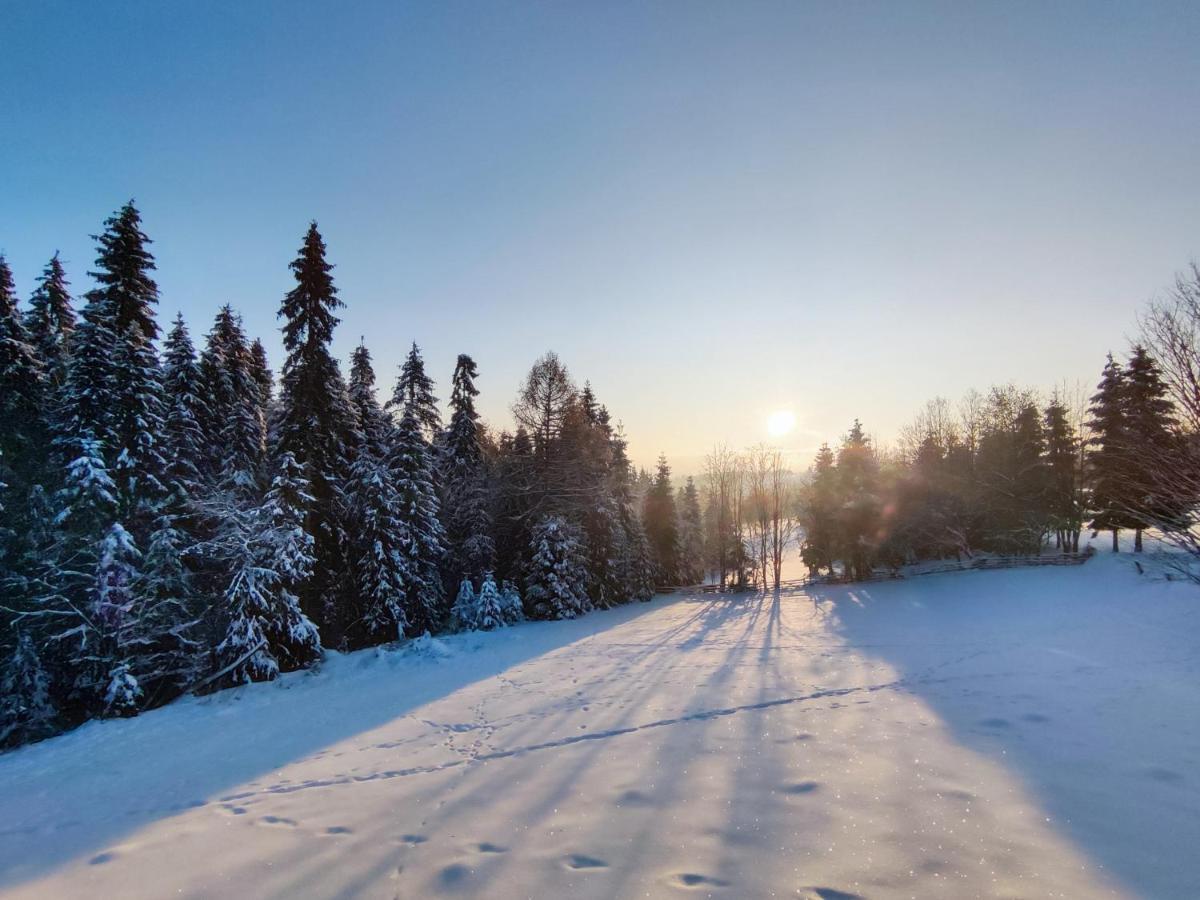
1 555 1197 898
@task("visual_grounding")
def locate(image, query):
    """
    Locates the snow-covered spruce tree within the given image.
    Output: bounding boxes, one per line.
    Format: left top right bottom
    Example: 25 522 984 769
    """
24 253 76 386
108 322 169 524
499 578 524 625
274 224 361 640
392 341 442 439
92 522 143 717
0 255 46 504
524 515 591 620
213 452 322 686
198 306 267 489
349 341 394 459
388 395 447 635
248 338 273 416
343 342 409 646
0 632 58 748
1123 346 1178 551
439 354 494 588
454 573 505 631
161 314 208 504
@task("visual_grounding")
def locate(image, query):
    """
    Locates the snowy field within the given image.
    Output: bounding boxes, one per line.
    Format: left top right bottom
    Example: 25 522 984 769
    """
1 555 1198 899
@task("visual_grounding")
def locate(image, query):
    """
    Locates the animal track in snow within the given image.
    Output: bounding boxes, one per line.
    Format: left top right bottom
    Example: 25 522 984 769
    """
564 853 608 870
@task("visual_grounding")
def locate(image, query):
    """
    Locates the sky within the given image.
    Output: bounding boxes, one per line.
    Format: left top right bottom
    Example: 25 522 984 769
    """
3 1 1199 473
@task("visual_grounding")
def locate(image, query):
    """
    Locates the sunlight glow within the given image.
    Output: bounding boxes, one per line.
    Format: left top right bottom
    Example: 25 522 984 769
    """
766 410 796 437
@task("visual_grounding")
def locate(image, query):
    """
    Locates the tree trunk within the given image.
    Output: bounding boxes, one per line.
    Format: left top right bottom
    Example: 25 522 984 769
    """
1135 528 1143 553
1112 528 1119 552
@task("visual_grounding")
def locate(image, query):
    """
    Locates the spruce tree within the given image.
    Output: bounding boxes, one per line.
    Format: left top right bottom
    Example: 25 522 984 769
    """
525 515 591 619
161 314 208 503
199 306 266 488
499 578 524 624
1123 346 1177 550
89 201 160 340
1088 355 1132 551
389 398 447 634
274 223 360 636
344 342 409 646
390 342 441 438
1044 400 1082 553
214 452 322 685
0 255 45 491
642 453 680 584
249 338 274 415
0 632 57 748
677 476 705 583
835 421 880 580
24 253 75 387
440 354 494 586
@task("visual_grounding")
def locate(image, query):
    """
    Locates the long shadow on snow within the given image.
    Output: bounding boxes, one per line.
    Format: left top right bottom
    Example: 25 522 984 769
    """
809 560 1200 900
0 593 688 889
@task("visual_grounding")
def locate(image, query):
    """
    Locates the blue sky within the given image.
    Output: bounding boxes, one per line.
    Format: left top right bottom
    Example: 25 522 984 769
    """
3 1 1199 471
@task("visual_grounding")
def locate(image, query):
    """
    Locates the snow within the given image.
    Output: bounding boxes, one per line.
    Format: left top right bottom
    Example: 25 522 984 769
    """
1 554 1198 898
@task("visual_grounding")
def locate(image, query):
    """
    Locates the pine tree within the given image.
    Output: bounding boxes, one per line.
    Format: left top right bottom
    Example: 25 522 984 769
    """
525 515 591 619
677 476 705 583
390 342 441 439
1123 346 1177 551
1044 400 1082 553
92 522 143 717
89 202 160 340
0 632 57 748
440 354 494 586
274 223 360 636
248 338 273 415
161 314 208 504
24 253 75 387
348 341 393 459
0 255 45 492
214 452 323 685
499 578 524 624
642 453 679 584
389 400 447 634
835 421 880 580
199 306 266 488
1088 354 1133 551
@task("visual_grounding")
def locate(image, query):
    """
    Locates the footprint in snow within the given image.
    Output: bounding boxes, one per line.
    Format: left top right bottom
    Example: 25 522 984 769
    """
259 815 298 827
398 833 429 845
675 872 729 888
476 842 507 853
325 826 353 835
798 889 865 900
616 789 654 806
978 717 1011 729
564 854 608 870
781 781 820 795
89 852 117 866
439 863 472 887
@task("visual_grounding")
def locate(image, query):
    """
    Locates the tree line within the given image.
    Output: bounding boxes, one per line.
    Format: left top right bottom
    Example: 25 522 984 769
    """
0 203 704 749
795 342 1185 578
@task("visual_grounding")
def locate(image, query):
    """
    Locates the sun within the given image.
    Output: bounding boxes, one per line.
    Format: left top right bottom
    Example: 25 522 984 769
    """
766 409 796 437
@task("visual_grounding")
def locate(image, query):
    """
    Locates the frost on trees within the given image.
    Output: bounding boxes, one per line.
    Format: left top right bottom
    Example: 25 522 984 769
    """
213 453 322 686
525 515 591 620
0 632 57 748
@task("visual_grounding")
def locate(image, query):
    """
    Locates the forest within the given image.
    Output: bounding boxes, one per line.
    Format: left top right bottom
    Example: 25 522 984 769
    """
1 203 1197 751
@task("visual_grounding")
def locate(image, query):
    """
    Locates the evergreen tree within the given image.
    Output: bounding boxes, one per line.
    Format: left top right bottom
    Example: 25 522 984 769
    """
525 515 591 619
642 453 679 584
390 342 441 439
161 314 208 504
1088 355 1133 551
389 400 447 634
87 201 160 340
0 632 57 748
199 306 266 488
0 255 45 493
440 354 494 585
249 338 274 415
835 421 880 580
1123 346 1178 550
677 476 705 583
24 253 75 386
800 443 837 575
1043 400 1082 553
274 223 360 636
348 341 393 459
214 452 322 685
499 578 524 625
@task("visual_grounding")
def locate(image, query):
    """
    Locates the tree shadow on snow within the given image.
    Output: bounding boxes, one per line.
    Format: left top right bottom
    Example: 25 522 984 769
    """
808 562 1200 900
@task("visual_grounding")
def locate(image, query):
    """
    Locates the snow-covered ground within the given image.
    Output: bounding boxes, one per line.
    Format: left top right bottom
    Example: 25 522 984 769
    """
1 554 1198 899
